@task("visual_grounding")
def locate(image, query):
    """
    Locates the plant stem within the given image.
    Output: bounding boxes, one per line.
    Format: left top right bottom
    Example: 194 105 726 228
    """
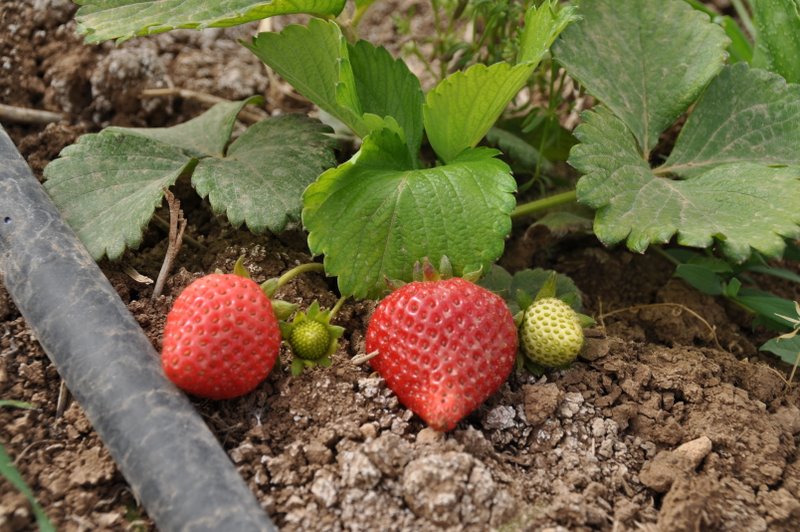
511 190 577 219
329 296 347 320
730 0 756 38
275 262 325 290
350 2 371 31
532 64 562 181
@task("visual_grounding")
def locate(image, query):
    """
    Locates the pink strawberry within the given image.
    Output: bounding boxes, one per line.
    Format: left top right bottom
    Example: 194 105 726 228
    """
365 276 517 431
161 273 281 400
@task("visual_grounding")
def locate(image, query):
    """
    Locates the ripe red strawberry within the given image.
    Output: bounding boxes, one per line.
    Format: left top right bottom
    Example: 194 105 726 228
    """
365 277 517 431
161 273 281 400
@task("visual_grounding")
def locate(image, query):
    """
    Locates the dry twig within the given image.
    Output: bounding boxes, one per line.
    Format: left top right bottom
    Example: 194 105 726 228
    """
151 190 187 300
0 103 63 125
351 351 380 365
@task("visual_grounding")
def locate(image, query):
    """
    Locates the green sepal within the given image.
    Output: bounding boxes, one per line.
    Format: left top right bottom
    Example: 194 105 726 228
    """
534 272 558 301
329 325 345 340
576 313 596 328
461 265 483 284
384 276 407 292
413 256 458 283
272 300 298 321
515 289 534 313
513 311 524 328
514 352 526 372
318 356 333 368
522 356 547 377
438 256 454 279
261 278 280 298
290 358 306 377
232 257 251 279
279 321 294 339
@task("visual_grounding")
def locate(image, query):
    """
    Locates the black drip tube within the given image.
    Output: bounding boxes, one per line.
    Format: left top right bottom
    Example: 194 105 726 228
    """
0 126 275 532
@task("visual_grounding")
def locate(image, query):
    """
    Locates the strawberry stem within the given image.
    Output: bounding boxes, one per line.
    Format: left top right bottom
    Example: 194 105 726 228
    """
276 262 325 290
329 296 347 320
511 190 577 219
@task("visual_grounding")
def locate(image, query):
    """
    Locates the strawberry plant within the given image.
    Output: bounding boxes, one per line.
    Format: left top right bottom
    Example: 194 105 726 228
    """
541 0 800 262
43 97 336 260
45 0 578 300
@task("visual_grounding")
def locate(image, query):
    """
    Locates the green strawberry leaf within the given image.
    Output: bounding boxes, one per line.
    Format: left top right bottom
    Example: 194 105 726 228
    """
108 96 262 158
479 265 583 315
348 39 424 164
423 62 534 163
303 129 517 299
674 264 725 296
760 334 800 366
662 64 800 176
752 0 800 83
44 100 336 260
518 0 580 65
43 132 193 260
192 115 336 233
553 0 728 154
246 19 367 137
571 107 800 261
423 0 576 164
75 0 347 43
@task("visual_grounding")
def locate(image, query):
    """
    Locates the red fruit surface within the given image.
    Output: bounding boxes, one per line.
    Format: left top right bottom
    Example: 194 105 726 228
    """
161 274 281 400
365 277 517 431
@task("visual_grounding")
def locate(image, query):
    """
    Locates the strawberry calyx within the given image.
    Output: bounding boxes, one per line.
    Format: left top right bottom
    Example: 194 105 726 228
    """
386 256 482 288
280 299 346 376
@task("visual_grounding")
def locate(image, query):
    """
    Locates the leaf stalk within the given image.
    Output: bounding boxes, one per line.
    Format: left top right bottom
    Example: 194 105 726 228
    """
511 189 577 219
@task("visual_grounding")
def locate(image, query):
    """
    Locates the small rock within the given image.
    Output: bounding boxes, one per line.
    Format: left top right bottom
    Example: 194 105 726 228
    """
581 338 610 361
310 471 339 508
303 441 333 465
590 418 606 439
229 443 255 464
523 383 564 426
338 450 382 489
363 433 412 476
402 452 480 526
359 422 378 440
357 377 383 398
559 392 584 419
772 406 800 435
482 405 517 430
639 436 713 493
416 427 445 445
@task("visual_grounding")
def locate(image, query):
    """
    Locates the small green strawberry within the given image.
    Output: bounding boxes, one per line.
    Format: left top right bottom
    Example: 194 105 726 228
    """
280 300 345 376
519 297 584 367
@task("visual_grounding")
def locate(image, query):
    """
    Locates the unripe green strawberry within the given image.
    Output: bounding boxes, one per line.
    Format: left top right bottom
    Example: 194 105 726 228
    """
289 320 330 361
366 277 517 432
161 273 280 399
280 300 345 375
520 297 583 367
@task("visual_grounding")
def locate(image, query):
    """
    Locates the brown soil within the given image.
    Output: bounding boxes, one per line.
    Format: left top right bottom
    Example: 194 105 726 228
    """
2 1 800 531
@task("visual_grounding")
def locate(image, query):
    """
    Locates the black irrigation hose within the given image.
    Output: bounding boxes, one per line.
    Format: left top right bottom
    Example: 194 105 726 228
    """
0 126 275 532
